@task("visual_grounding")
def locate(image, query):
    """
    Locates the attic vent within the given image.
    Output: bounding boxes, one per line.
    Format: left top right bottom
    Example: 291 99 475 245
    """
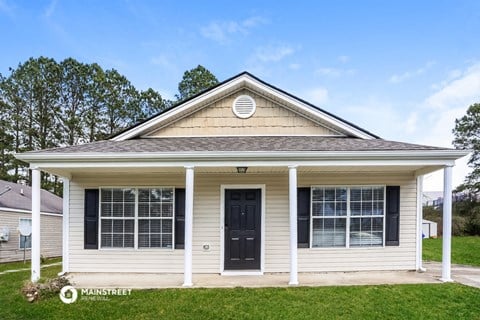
232 95 256 119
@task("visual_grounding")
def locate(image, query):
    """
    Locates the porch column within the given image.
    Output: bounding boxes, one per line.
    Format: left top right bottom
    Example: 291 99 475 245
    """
416 175 426 271
183 166 194 287
61 177 70 274
441 165 453 282
31 168 41 282
288 165 298 285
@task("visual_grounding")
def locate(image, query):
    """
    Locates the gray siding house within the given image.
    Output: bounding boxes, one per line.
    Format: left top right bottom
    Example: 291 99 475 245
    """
0 180 62 262
16 72 466 285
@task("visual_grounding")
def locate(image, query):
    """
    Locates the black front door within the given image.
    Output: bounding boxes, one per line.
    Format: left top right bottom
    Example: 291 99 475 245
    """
224 189 261 270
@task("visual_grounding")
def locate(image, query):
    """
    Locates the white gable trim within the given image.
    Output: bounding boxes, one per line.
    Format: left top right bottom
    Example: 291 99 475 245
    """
111 74 377 141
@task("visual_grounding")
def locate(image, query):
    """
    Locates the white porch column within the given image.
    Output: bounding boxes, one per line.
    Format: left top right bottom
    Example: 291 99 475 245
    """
416 175 426 272
441 165 453 282
183 166 194 287
60 177 70 275
288 165 298 285
31 168 41 282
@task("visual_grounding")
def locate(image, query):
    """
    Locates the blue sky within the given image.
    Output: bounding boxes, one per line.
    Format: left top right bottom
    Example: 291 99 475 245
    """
1 0 480 190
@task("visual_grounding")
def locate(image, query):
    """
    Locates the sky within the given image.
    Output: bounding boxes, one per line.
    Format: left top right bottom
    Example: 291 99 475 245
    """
1 0 479 191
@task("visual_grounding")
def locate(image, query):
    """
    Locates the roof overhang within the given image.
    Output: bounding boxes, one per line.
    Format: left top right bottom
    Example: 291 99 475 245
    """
16 149 469 178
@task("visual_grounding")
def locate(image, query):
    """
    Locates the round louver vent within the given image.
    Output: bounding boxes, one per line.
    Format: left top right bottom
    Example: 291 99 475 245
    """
232 95 256 119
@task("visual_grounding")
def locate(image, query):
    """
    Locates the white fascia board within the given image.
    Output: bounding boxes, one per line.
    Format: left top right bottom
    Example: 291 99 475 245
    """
243 76 376 139
0 206 62 216
111 77 245 141
112 73 378 141
20 150 468 172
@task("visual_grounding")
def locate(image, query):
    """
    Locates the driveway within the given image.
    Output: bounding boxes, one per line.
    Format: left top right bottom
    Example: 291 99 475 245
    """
424 262 480 288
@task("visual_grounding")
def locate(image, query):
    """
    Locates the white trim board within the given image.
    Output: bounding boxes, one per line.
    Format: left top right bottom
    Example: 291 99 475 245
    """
0 207 62 217
111 73 377 141
220 184 266 275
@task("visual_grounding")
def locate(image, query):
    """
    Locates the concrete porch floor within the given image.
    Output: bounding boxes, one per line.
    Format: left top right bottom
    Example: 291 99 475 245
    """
69 269 442 289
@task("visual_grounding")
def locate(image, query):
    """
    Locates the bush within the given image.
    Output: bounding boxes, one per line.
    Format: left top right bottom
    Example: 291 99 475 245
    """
21 276 70 303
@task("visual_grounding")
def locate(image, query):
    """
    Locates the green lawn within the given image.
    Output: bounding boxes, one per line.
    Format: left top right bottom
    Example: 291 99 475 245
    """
0 263 479 319
0 257 61 273
423 236 480 266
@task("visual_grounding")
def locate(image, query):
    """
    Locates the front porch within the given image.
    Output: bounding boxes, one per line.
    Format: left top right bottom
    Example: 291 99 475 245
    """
69 269 440 289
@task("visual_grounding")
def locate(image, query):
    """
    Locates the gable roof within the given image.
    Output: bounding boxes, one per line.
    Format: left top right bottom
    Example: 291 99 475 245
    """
111 72 380 141
0 180 63 214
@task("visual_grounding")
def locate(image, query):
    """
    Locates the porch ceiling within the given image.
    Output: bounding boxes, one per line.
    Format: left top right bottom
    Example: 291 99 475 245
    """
42 164 442 178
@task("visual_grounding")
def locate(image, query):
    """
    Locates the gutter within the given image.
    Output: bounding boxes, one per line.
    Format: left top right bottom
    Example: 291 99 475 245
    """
15 150 470 163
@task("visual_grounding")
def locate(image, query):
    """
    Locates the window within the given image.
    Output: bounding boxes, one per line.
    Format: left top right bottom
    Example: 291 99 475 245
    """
138 188 173 248
100 187 174 249
311 186 385 248
349 187 384 247
311 187 347 247
19 218 32 249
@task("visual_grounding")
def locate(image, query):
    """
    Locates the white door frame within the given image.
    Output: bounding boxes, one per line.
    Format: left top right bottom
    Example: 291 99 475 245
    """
220 184 266 275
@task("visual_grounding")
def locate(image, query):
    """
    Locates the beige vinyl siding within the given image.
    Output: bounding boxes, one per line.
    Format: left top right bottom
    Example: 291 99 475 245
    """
69 172 417 273
297 174 417 272
0 210 62 262
147 90 340 137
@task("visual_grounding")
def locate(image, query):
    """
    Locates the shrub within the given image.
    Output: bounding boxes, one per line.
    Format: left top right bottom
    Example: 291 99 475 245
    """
21 276 71 303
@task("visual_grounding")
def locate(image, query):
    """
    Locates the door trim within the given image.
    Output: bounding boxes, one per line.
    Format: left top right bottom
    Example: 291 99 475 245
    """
220 184 265 275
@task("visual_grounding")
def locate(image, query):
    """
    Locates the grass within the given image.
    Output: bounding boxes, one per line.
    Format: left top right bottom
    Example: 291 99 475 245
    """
423 236 480 266
0 262 479 319
0 257 61 273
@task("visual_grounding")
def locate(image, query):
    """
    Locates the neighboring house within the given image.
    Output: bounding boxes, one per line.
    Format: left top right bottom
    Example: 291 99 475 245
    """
423 191 444 207
0 180 62 262
16 72 467 285
422 219 438 238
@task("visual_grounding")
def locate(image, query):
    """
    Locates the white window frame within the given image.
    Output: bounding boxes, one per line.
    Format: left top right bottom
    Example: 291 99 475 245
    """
310 185 386 249
98 186 175 251
18 218 32 250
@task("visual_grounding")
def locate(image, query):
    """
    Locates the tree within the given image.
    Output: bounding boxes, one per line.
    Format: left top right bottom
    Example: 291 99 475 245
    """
176 65 218 101
453 103 480 192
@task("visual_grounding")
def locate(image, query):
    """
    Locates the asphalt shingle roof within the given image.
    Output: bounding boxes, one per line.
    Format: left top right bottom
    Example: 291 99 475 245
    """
0 180 63 214
25 136 448 154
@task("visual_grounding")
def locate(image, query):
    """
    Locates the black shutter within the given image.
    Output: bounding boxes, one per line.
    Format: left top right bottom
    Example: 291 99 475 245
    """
385 186 400 246
297 187 311 248
84 189 99 249
175 188 185 249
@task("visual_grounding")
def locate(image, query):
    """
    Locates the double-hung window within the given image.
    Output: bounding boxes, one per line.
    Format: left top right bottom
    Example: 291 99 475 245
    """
311 186 385 248
100 187 174 249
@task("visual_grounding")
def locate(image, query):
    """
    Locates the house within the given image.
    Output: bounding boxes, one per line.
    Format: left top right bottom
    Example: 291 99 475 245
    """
0 180 62 262
16 72 467 285
422 219 438 238
423 191 444 207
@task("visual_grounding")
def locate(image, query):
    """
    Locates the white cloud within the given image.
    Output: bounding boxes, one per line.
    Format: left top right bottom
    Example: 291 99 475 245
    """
315 67 355 77
404 112 418 134
414 63 480 190
151 55 174 69
338 55 350 63
289 63 301 70
0 0 14 17
303 87 329 106
44 0 57 18
389 61 436 83
425 63 480 109
253 44 294 62
200 16 267 44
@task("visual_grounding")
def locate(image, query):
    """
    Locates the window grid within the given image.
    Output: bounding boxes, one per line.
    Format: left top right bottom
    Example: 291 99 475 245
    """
99 187 174 249
137 188 174 249
311 187 347 248
311 186 385 248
